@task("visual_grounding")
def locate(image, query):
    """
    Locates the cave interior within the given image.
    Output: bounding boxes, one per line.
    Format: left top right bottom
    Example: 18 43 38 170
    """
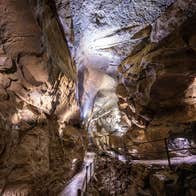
0 0 196 195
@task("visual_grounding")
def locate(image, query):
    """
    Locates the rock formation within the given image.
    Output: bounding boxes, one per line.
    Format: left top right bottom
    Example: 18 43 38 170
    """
0 0 195 195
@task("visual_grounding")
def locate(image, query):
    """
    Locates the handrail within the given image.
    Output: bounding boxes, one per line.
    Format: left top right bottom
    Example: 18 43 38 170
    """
101 136 196 170
116 147 196 156
77 136 195 195
126 137 169 147
77 159 95 196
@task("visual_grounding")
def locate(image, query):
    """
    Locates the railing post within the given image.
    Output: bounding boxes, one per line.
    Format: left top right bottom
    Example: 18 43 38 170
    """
123 137 127 157
85 165 89 192
92 159 94 176
114 158 117 196
77 189 82 196
104 135 106 150
109 135 111 149
109 157 112 194
164 138 172 170
106 156 109 192
90 163 92 182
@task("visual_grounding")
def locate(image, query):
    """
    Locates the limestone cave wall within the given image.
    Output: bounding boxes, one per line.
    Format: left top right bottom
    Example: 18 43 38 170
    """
0 0 195 195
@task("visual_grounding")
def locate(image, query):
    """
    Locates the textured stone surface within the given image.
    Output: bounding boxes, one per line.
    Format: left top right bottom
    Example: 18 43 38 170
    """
117 13 196 157
0 0 82 195
0 0 196 195
65 0 196 158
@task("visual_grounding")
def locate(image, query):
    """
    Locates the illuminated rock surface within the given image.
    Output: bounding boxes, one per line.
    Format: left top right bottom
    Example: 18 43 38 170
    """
0 0 195 195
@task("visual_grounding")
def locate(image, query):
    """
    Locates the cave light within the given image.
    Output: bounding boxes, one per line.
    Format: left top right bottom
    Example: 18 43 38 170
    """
185 77 196 108
58 104 78 137
11 108 35 125
28 91 53 112
71 158 78 170
77 28 123 69
76 28 130 136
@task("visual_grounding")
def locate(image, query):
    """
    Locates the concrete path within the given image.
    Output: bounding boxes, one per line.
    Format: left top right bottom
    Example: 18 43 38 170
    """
106 150 196 165
60 152 95 196
132 155 196 165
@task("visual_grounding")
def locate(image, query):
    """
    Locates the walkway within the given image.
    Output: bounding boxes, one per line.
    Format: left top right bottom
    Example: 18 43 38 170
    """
106 150 196 165
132 155 196 165
60 152 95 196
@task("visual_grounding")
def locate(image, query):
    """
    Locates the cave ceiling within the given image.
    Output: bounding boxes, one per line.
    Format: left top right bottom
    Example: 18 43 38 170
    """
54 0 196 137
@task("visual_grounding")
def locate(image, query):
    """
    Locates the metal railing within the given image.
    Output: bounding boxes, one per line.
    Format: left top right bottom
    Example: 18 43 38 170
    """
99 136 196 195
101 136 196 169
76 135 196 195
77 161 94 196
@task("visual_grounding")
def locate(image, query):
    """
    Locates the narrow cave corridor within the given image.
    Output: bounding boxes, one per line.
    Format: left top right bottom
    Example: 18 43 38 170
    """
0 0 196 195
